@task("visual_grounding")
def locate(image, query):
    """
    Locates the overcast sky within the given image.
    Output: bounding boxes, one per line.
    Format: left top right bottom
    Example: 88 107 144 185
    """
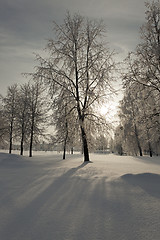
0 0 147 95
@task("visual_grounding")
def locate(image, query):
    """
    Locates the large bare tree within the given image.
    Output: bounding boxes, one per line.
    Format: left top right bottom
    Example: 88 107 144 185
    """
37 13 115 161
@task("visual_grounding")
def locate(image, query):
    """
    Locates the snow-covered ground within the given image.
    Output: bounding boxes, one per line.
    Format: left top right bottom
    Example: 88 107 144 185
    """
0 151 160 240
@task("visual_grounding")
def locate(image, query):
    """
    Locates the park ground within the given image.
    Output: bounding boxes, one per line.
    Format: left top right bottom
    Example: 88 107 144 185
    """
0 151 160 240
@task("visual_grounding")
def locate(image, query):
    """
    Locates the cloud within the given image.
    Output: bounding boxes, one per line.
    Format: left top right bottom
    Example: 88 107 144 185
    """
0 0 146 94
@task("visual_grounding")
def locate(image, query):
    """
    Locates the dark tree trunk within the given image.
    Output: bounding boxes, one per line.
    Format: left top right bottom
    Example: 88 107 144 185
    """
29 120 34 157
63 144 66 159
81 126 90 162
20 130 24 155
148 142 153 157
9 121 13 154
29 132 33 157
20 139 24 155
71 147 73 154
139 147 143 157
9 135 12 154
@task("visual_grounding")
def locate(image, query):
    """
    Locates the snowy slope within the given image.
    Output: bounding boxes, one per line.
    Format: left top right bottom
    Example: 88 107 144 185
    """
0 152 160 240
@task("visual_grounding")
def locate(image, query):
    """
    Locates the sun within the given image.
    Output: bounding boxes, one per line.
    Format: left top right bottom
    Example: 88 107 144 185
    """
100 102 117 115
100 105 109 115
99 101 119 122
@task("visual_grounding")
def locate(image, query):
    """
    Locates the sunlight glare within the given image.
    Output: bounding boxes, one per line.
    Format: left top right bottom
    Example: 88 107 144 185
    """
99 101 119 123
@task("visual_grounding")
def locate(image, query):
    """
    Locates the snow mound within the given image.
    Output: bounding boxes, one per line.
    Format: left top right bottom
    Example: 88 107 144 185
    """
121 173 160 198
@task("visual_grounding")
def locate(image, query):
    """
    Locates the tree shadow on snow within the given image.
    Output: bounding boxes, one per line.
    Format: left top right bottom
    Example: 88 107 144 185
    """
0 161 92 240
121 173 160 198
1 163 160 240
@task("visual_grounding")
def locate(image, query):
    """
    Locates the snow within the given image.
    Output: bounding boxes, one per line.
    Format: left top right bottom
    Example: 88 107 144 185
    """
0 151 160 240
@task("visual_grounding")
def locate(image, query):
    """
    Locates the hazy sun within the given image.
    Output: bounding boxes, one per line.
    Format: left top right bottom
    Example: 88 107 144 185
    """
100 105 109 115
99 102 119 122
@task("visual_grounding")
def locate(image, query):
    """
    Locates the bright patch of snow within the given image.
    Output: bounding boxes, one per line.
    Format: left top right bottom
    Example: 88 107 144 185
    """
0 151 160 240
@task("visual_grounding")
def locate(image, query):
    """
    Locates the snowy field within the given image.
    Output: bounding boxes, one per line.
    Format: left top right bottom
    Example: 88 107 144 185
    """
0 151 160 240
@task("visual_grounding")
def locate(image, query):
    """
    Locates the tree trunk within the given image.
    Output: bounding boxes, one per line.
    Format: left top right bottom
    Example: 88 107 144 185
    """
71 147 73 154
146 127 152 157
9 121 13 154
20 130 24 155
20 139 24 155
29 131 33 157
139 146 143 157
63 144 66 160
9 135 12 154
29 121 34 157
80 126 90 162
63 120 68 160
148 142 153 157
134 125 143 156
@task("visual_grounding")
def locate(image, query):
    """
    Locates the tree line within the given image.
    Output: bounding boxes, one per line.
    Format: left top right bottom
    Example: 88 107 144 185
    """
113 1 160 156
0 81 49 157
0 77 110 159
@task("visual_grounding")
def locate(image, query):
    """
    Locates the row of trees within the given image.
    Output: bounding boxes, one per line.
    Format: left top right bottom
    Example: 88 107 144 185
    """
0 76 110 158
0 76 111 159
114 1 160 156
0 81 48 157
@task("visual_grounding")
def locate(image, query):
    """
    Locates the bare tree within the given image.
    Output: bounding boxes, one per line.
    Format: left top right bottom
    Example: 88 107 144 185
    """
2 84 18 153
36 13 115 162
123 1 160 102
120 88 143 156
27 81 48 157
16 83 31 155
0 95 8 147
113 125 124 156
52 88 79 159
121 0 160 156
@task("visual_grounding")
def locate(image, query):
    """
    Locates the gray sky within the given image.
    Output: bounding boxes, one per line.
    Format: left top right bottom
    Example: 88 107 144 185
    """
0 0 147 95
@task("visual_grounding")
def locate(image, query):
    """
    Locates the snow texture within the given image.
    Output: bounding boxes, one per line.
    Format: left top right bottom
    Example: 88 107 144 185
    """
0 151 160 240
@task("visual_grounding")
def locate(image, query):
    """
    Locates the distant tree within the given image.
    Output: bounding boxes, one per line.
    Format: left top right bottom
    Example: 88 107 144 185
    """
113 125 124 156
95 134 108 152
2 84 19 153
0 95 8 147
27 81 48 157
137 87 159 157
16 83 31 155
109 137 114 153
120 87 143 156
36 13 115 162
52 89 79 159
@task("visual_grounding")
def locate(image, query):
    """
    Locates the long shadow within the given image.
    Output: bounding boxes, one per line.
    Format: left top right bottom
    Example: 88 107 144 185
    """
1 163 160 240
122 173 160 198
0 161 91 239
